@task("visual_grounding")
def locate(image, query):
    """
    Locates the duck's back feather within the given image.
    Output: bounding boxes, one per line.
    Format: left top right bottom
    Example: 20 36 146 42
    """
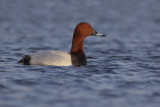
19 51 72 66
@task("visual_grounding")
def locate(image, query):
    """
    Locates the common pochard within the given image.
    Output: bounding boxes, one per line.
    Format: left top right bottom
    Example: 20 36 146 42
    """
18 22 106 66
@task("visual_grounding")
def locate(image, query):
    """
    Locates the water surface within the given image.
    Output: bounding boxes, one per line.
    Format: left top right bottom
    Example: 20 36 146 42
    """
0 0 160 107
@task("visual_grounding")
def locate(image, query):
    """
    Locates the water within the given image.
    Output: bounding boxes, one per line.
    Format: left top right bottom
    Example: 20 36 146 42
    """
0 0 160 107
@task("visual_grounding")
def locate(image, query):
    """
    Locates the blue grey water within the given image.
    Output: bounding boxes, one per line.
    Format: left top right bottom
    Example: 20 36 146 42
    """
0 0 160 107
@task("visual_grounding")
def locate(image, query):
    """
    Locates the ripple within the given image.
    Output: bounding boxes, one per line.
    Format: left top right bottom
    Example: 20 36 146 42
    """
12 79 37 86
0 84 7 89
100 89 125 98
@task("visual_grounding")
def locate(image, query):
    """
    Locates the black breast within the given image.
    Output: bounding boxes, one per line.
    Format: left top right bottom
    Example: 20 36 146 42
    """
70 52 87 66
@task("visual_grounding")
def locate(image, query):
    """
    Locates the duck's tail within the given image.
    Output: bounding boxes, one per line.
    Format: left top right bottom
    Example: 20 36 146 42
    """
18 55 31 65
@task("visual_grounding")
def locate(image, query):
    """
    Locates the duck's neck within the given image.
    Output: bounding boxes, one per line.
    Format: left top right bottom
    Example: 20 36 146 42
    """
70 32 87 66
70 32 85 55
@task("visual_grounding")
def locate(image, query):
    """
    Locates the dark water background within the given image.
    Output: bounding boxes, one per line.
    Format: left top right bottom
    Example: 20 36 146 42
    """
0 0 160 107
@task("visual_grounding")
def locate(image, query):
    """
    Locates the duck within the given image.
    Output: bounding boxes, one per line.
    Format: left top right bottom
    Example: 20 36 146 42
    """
18 22 106 66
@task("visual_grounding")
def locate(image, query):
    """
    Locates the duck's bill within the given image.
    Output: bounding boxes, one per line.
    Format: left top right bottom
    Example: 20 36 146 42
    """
92 30 106 37
94 32 106 37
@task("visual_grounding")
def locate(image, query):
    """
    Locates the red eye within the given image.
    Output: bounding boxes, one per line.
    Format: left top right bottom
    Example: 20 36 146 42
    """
84 25 89 28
